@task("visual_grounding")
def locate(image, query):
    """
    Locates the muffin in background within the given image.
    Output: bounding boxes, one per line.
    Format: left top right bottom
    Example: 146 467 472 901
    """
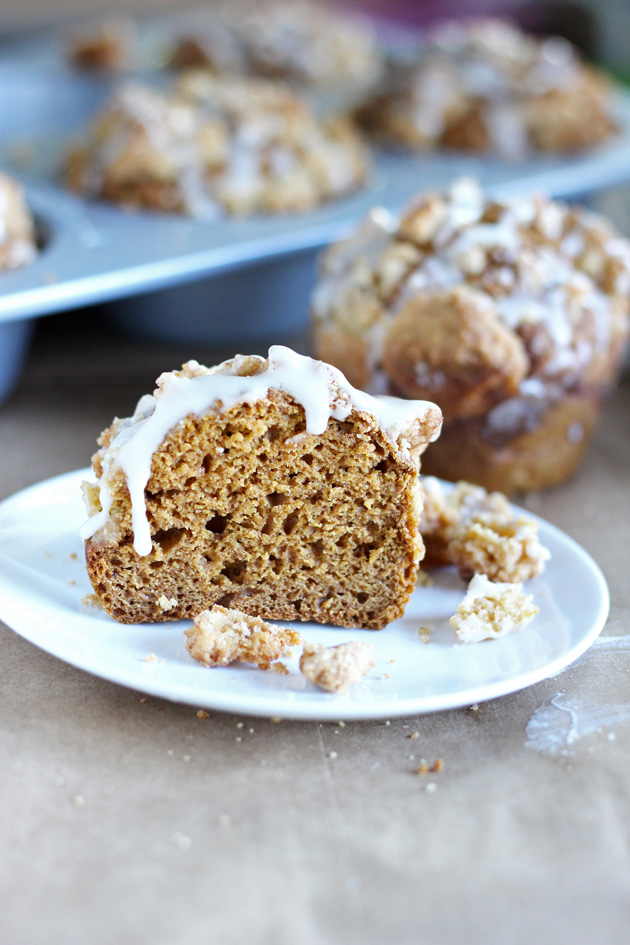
168 0 383 91
65 75 368 217
0 172 37 272
355 18 616 159
67 18 135 73
311 178 630 494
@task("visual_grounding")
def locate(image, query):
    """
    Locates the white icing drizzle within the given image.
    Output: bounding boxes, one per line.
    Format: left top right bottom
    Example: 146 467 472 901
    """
81 346 440 556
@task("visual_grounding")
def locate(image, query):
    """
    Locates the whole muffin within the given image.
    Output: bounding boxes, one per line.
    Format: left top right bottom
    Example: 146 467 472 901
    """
311 178 630 494
66 76 367 217
356 18 616 159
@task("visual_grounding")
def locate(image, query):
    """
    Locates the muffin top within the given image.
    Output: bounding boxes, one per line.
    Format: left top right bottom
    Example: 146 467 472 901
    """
312 179 630 423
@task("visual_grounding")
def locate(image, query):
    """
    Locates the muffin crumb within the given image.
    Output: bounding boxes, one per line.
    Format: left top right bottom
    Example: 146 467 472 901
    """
299 641 375 693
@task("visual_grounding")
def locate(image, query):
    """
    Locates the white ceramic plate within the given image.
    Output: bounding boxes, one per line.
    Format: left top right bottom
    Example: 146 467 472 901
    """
0 469 609 720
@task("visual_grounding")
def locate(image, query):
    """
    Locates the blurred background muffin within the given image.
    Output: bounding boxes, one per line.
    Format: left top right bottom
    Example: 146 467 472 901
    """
354 17 616 159
65 72 368 216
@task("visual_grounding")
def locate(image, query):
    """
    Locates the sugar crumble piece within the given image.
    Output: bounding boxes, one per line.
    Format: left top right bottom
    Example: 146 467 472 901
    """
271 662 289 675
81 593 102 608
196 709 210 719
418 625 431 644
430 758 444 773
143 653 158 663
69 552 78 561
157 593 178 612
450 573 539 644
420 477 550 582
185 605 302 670
69 579 76 586
299 641 375 693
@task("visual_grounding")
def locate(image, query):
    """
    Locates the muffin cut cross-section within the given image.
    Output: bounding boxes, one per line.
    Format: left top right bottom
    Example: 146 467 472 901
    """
81 346 442 629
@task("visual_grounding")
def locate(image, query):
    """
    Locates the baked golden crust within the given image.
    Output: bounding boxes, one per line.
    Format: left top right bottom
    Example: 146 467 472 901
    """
420 395 600 494
83 357 441 629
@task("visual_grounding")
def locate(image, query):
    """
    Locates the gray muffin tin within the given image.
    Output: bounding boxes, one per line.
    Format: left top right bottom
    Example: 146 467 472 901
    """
2 47 630 401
